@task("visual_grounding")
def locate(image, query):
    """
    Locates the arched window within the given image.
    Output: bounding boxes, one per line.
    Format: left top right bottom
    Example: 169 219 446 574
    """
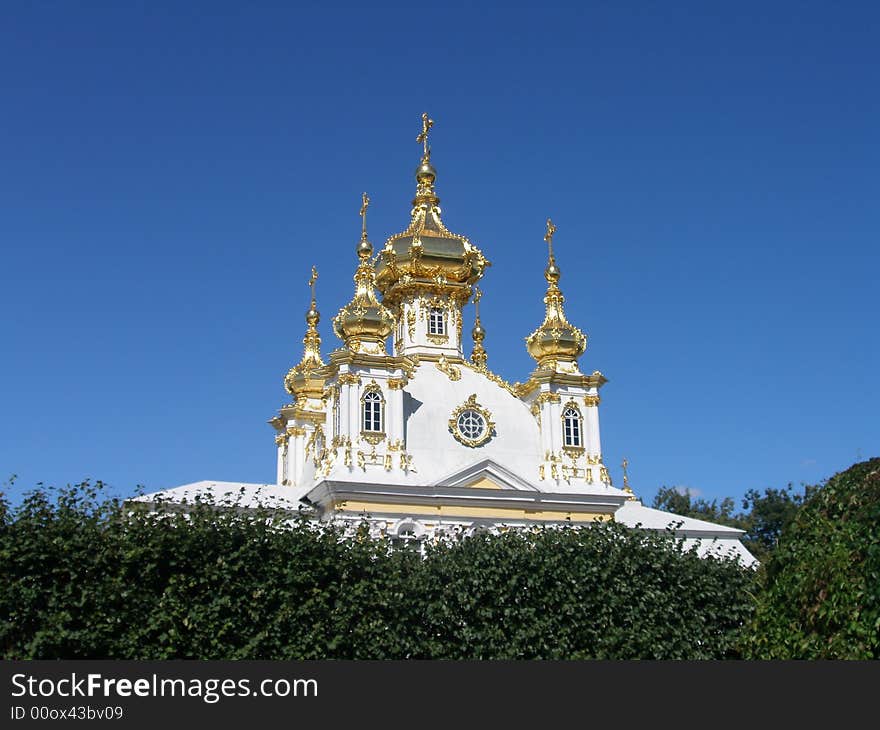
362 389 384 433
562 405 582 448
391 519 421 548
428 307 446 336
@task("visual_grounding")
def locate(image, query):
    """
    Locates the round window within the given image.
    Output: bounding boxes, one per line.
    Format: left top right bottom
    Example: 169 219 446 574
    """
456 409 486 441
449 395 495 447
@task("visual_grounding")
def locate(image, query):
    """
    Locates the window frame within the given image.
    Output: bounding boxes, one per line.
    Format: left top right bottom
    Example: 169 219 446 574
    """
562 403 584 449
427 307 446 336
361 387 385 436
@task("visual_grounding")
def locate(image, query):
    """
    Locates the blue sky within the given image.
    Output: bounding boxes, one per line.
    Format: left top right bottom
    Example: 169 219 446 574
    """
1 2 877 509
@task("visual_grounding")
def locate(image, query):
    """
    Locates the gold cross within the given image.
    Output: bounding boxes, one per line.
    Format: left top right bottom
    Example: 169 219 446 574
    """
416 112 434 159
544 218 557 259
473 285 483 316
621 457 630 489
360 192 370 238
308 266 318 304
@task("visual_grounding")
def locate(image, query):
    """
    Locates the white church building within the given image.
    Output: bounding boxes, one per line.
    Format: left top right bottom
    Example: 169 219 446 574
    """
136 115 756 567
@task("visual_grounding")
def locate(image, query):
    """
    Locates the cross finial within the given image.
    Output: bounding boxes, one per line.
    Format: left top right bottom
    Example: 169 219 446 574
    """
416 112 434 160
473 285 483 317
308 265 318 305
360 192 370 239
622 457 630 490
544 218 557 260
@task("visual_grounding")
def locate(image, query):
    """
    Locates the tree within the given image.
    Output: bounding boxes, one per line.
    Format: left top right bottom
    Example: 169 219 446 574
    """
739 484 818 562
742 457 880 659
651 486 747 530
651 483 817 563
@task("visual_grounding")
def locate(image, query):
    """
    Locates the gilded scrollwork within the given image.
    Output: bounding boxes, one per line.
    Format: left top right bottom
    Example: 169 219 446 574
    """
360 431 385 446
435 354 461 381
535 392 561 406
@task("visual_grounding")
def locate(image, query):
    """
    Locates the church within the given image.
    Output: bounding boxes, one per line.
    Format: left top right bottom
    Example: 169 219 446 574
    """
136 114 756 567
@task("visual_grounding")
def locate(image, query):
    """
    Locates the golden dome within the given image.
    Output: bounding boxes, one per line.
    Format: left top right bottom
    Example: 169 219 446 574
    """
526 220 587 369
284 266 325 396
375 115 488 306
334 194 396 354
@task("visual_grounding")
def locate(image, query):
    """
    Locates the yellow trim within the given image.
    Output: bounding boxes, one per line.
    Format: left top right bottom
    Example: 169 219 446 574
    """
466 476 504 490
332 500 609 523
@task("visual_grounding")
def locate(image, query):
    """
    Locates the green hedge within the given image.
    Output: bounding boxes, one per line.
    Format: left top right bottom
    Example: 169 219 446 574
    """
742 458 880 659
0 483 755 659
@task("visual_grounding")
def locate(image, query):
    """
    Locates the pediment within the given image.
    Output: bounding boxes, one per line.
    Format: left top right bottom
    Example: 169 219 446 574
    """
432 459 540 492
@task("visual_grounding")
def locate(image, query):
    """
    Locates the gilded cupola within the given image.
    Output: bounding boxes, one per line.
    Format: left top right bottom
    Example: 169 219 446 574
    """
526 219 587 370
333 193 396 355
375 113 489 307
284 266 326 395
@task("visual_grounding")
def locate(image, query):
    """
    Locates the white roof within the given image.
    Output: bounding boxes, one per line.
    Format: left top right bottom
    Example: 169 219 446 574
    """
615 500 745 536
615 500 757 567
680 537 758 567
128 480 311 511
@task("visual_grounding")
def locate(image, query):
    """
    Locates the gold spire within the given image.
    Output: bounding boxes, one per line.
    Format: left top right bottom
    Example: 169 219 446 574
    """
334 194 395 354
284 266 324 394
526 219 587 370
621 457 636 500
413 112 439 206
471 286 488 368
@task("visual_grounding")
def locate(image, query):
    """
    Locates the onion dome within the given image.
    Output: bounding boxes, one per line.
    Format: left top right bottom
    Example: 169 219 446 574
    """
375 113 489 306
333 193 396 355
284 266 325 395
526 219 587 369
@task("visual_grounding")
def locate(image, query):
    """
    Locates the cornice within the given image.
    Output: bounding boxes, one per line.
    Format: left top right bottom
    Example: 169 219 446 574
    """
305 480 625 514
